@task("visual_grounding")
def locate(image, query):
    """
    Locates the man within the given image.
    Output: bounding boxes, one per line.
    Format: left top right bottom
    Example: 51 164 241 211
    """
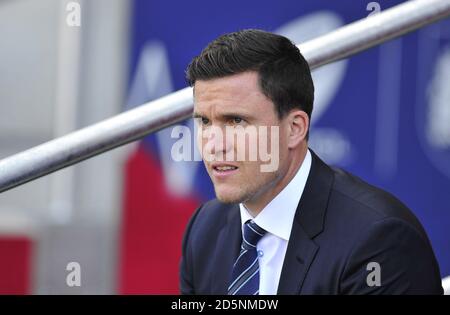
180 29 443 294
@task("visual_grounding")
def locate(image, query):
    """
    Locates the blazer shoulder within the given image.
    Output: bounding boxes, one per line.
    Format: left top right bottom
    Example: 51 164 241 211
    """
187 199 237 236
329 167 428 238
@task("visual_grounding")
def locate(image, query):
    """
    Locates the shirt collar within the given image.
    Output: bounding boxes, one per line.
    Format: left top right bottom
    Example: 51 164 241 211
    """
239 149 312 241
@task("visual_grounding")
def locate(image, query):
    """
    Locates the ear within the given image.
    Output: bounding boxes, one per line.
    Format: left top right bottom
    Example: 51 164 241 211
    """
287 109 309 149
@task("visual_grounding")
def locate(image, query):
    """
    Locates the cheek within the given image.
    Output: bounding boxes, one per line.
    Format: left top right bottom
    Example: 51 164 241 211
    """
196 129 208 155
240 161 263 178
273 126 289 151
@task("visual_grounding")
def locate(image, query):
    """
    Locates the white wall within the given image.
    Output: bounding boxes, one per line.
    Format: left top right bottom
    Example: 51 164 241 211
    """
0 0 131 294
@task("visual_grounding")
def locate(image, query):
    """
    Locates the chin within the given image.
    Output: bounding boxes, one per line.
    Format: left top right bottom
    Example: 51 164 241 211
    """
215 189 246 204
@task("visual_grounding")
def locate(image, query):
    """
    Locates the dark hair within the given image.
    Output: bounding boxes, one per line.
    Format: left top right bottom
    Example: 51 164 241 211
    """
186 29 314 123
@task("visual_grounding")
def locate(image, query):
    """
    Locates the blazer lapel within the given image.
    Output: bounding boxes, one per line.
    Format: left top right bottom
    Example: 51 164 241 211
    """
277 219 319 294
211 204 242 294
277 150 334 294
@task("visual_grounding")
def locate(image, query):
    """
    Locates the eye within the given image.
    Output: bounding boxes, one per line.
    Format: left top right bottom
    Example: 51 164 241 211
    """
232 117 243 124
200 117 210 125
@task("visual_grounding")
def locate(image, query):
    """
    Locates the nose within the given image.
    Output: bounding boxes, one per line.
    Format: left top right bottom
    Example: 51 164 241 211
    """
203 125 233 160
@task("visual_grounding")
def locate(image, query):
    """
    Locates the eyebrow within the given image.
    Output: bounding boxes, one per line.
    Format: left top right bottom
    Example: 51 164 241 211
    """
192 112 253 121
192 112 204 119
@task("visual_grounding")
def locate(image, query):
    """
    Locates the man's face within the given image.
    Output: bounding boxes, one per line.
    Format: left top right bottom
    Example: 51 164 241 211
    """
193 71 290 204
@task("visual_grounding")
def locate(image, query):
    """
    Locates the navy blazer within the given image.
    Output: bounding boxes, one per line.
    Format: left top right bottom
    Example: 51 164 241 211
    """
180 151 443 294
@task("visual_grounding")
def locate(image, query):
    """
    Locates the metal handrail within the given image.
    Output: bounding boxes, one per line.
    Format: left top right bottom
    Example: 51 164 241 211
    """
0 0 449 193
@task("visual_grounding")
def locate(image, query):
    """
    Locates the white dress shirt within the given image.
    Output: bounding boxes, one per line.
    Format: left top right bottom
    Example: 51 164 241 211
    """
239 149 312 295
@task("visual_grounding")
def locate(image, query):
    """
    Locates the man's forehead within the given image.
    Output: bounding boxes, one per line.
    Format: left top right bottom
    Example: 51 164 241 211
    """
193 101 253 117
194 72 260 97
192 72 276 119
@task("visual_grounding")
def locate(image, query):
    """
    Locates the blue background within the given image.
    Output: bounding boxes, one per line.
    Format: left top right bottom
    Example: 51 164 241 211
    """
129 0 450 278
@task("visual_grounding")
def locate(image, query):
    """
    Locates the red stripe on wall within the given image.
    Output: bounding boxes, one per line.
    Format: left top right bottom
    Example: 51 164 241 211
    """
118 145 199 294
0 237 32 294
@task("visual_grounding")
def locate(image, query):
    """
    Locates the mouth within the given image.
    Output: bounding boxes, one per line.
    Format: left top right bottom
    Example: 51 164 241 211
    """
211 163 239 179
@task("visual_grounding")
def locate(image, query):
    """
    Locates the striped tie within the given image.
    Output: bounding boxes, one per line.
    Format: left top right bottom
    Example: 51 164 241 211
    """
228 220 267 295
